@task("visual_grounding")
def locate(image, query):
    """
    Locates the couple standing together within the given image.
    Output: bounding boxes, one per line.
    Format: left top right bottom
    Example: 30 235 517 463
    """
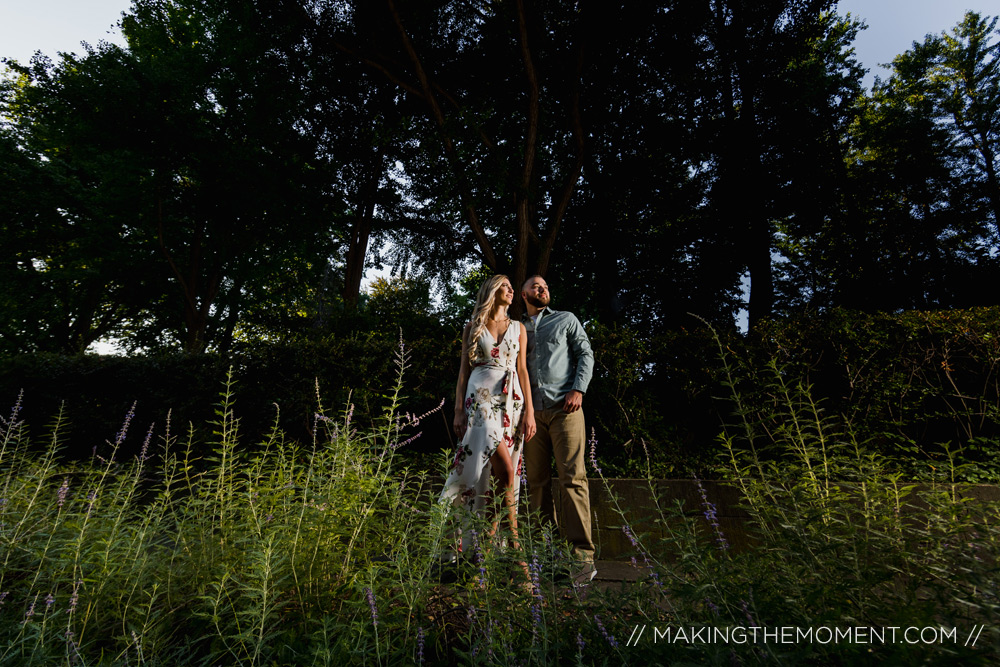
441 274 596 584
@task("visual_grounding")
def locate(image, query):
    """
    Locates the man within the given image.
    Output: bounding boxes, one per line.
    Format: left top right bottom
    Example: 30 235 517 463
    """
520 275 596 584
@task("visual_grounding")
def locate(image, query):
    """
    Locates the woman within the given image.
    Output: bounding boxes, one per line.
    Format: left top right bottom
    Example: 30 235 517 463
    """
441 274 536 554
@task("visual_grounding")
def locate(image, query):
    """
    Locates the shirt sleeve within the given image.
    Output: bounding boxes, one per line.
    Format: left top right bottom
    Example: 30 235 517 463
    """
568 315 594 394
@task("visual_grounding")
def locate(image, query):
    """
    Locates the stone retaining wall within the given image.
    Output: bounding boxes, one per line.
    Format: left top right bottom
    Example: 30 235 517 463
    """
551 479 1000 560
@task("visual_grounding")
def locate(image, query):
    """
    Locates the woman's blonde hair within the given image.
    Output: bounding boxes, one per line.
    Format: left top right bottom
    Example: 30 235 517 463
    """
467 274 511 365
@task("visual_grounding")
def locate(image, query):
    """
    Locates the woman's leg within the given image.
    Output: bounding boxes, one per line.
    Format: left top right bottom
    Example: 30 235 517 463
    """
489 444 518 542
490 443 533 588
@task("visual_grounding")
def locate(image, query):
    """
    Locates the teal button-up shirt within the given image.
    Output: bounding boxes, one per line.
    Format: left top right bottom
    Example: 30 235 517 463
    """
521 307 594 410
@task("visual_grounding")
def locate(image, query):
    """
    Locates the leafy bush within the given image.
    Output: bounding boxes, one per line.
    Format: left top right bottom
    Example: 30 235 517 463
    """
5 306 1000 479
0 330 459 463
592 326 1000 664
587 307 1000 481
751 308 1000 480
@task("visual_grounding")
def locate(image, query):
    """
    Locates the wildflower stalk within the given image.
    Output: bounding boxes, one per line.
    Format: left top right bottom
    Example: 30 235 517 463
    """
0 404 66 594
342 336 409 568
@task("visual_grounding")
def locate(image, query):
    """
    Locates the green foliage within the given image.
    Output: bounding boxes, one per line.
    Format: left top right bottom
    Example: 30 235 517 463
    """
7 305 1000 481
587 327 1000 664
710 329 1000 663
437 265 492 330
1 0 347 354
584 307 1000 481
752 308 1000 481
0 349 454 664
776 10 1000 314
2 336 1000 664
365 277 438 335
4 5 1000 352
586 320 722 478
919 12 1000 228
0 329 459 463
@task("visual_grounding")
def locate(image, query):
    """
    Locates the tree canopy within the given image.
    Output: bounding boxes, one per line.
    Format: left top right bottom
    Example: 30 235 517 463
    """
2 2 999 353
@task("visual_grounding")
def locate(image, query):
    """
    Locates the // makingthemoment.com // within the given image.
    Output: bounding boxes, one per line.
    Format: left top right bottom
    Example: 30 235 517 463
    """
624 624 986 648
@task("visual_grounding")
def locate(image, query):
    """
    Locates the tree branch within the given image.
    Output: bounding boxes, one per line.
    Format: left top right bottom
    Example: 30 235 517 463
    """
539 28 587 276
510 0 542 293
387 0 498 270
329 38 426 100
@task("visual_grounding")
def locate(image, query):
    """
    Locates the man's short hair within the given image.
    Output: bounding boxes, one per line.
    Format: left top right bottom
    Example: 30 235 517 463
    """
522 274 545 291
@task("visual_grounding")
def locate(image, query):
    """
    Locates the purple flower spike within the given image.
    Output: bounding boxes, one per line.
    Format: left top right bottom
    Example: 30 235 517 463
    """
392 431 423 450
1 389 24 436
69 582 80 612
470 531 487 589
694 475 729 551
139 423 154 461
527 552 543 638
740 598 756 627
115 402 137 447
366 587 378 627
57 478 69 509
587 429 602 475
594 615 618 648
23 594 37 623
620 525 664 590
705 597 719 616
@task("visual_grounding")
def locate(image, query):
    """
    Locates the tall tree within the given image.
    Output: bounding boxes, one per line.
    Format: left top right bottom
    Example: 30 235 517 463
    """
545 2 738 329
776 11 999 312
2 51 164 353
701 0 860 329
2 0 347 352
122 0 341 351
921 12 1000 237
327 0 589 302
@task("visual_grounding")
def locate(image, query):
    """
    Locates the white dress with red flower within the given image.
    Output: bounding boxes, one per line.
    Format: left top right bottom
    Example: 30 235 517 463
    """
441 320 524 540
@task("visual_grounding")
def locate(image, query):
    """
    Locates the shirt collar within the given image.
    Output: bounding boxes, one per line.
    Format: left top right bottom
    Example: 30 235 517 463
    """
523 306 554 321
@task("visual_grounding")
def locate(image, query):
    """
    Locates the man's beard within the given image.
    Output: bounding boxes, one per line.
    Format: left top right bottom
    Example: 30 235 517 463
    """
525 294 549 308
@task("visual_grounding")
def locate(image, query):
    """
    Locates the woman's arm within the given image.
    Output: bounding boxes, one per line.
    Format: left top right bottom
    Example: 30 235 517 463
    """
516 323 536 442
453 322 474 439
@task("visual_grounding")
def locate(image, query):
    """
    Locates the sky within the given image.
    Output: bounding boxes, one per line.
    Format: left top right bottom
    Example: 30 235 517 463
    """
837 0 998 87
1 0 130 65
2 1 996 79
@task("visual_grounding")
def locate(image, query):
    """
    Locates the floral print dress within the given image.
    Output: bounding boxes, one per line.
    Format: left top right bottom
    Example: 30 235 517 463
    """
440 320 525 538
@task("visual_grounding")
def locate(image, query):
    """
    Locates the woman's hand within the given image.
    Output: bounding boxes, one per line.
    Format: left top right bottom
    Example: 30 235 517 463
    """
522 411 536 443
453 411 468 440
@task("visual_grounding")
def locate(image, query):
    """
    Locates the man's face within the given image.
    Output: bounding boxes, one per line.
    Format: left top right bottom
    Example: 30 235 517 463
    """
522 277 550 309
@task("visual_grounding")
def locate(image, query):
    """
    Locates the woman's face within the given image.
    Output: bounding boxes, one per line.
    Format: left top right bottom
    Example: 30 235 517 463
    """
495 279 514 306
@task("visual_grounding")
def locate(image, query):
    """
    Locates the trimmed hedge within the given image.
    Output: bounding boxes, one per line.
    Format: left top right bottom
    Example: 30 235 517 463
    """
3 307 1000 480
573 308 1000 479
752 307 1000 479
0 329 461 461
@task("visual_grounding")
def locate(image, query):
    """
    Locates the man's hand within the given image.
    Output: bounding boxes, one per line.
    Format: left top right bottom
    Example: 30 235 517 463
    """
562 390 583 414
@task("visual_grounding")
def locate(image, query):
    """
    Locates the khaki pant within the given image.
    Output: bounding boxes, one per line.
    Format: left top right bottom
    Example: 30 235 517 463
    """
524 407 594 562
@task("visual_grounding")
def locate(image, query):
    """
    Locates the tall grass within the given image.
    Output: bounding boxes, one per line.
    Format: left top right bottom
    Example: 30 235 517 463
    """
0 335 998 664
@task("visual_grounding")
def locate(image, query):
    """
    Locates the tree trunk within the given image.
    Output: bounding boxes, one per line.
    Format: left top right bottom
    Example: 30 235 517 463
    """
343 145 386 309
741 131 773 328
